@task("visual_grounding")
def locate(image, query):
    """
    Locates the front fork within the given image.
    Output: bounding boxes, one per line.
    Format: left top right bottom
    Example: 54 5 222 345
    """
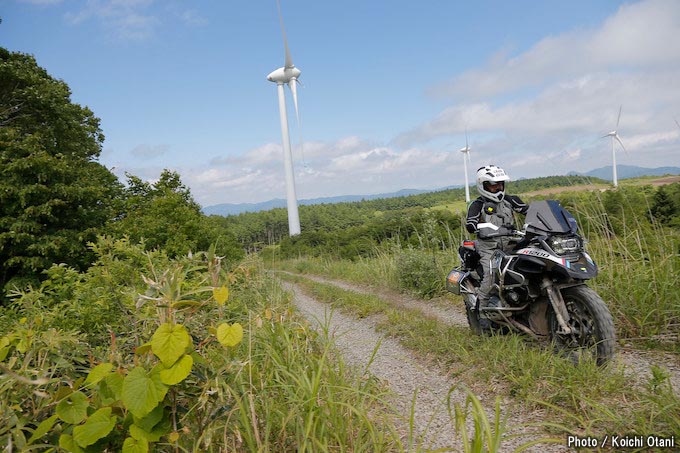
541 277 575 335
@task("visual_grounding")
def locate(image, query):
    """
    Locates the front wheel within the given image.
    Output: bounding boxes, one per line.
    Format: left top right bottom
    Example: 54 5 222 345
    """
549 285 616 365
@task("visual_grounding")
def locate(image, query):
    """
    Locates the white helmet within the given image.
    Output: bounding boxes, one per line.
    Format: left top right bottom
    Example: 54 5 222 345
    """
476 165 510 202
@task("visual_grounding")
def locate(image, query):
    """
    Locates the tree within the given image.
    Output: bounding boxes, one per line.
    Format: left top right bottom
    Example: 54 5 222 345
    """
0 48 122 291
109 170 243 262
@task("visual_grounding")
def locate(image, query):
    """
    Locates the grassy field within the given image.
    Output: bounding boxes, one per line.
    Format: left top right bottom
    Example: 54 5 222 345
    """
2 178 678 451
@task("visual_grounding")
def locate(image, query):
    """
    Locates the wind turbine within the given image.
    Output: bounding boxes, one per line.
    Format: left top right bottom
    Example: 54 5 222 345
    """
459 131 472 203
601 106 626 188
267 0 301 236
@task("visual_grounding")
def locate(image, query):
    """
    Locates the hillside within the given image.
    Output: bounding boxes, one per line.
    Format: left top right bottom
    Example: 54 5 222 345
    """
568 164 680 180
204 165 680 215
203 188 433 216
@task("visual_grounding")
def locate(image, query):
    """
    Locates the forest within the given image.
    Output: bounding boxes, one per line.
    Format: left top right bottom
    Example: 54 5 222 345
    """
2 47 680 451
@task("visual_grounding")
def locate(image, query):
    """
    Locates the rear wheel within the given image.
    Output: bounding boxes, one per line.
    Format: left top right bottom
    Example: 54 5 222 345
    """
549 285 616 365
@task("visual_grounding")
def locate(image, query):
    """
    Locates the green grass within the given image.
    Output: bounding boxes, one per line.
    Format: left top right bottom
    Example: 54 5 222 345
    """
0 247 406 451
275 252 402 290
226 308 403 452
274 185 680 352
428 199 469 215
281 273 680 443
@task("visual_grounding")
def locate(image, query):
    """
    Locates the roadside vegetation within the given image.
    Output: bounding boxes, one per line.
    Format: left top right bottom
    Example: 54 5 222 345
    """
271 183 680 352
2 46 680 451
279 273 680 442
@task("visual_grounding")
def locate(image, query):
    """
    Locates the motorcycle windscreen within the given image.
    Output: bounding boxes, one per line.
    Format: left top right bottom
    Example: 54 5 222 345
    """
524 200 578 234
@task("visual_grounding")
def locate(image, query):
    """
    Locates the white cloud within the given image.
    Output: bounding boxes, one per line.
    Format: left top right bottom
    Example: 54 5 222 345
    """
176 9 207 27
184 136 474 206
18 0 63 5
431 0 680 100
103 0 680 207
130 143 170 159
61 0 206 40
396 0 680 182
64 0 158 40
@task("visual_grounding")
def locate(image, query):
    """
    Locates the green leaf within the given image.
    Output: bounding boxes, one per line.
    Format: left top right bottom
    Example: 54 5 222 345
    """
0 336 11 361
59 434 84 453
73 407 116 448
104 372 124 402
27 414 58 444
133 404 164 432
159 354 193 385
191 351 208 366
171 300 201 309
56 391 89 424
151 323 191 366
84 362 113 387
122 366 168 418
217 322 243 347
135 342 152 355
213 286 229 306
129 423 163 442
123 436 149 453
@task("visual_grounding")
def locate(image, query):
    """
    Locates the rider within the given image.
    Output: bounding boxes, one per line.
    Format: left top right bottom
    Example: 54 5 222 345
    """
465 165 528 308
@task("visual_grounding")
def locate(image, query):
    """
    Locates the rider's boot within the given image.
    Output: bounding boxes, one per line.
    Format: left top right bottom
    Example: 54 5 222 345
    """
478 294 501 309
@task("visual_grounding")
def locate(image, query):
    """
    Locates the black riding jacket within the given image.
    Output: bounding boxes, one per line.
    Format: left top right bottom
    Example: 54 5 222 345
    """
465 195 528 236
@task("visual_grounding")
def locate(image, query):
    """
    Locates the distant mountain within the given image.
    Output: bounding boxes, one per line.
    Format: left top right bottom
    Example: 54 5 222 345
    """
567 165 680 181
204 165 680 216
202 188 431 216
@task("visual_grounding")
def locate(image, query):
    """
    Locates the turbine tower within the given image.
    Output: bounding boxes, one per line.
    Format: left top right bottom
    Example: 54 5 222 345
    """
602 106 626 188
267 0 301 236
459 131 472 203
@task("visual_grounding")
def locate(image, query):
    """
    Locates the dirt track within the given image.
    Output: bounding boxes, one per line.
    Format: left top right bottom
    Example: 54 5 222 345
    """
280 275 569 451
278 272 680 452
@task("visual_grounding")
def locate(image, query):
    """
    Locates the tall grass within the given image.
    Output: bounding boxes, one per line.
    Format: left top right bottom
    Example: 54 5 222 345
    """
273 186 680 348
0 242 405 451
224 313 402 451
284 274 680 445
561 189 680 346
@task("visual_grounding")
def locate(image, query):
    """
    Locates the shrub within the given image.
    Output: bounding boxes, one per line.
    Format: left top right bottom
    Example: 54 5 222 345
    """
396 248 444 298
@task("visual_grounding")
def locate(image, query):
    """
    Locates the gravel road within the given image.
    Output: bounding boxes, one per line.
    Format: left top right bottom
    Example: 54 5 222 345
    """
286 272 680 392
278 272 680 452
279 278 568 452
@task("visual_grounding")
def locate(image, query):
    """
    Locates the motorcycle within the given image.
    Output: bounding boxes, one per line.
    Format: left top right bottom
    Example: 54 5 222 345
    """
446 200 616 365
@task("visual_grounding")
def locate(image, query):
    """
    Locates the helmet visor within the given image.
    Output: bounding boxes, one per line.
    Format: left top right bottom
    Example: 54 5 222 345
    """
483 181 505 193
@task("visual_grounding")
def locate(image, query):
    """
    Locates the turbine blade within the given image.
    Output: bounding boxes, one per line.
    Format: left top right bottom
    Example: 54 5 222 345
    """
289 78 300 124
465 128 469 149
675 117 680 130
615 134 627 153
276 0 294 69
616 105 622 129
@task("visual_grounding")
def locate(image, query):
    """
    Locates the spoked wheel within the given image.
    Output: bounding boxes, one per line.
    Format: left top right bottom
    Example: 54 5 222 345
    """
549 285 616 365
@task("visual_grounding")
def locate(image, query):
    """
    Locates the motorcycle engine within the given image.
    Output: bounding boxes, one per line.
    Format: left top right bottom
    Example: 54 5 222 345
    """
505 290 521 306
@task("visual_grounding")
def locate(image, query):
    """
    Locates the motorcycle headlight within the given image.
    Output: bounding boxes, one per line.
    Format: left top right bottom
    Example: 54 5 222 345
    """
548 236 582 255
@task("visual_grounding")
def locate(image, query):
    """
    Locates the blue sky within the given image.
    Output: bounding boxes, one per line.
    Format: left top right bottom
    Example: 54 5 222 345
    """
3 0 680 207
